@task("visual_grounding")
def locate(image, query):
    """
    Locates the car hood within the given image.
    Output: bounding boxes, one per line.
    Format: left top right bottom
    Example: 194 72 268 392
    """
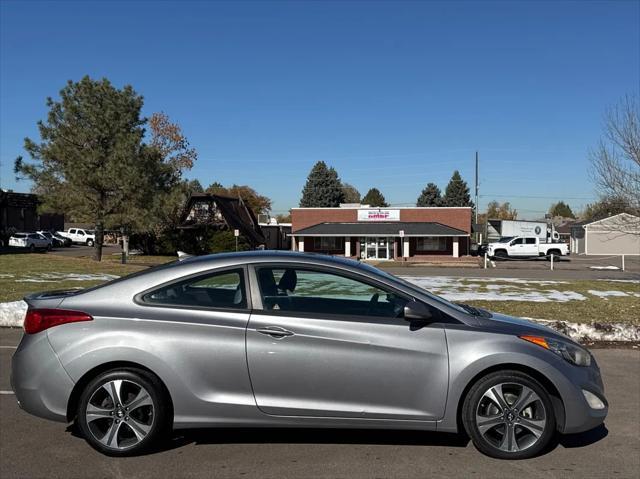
476 311 571 340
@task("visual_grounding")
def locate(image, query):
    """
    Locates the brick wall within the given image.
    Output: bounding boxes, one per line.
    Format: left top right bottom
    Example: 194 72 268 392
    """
291 207 472 233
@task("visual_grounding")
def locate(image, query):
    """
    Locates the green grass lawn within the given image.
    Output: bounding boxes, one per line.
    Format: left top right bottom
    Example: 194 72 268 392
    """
423 278 639 325
467 292 639 325
1 254 638 325
0 254 174 302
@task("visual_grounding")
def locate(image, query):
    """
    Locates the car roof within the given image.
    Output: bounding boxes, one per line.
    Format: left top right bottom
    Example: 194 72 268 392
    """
176 250 363 269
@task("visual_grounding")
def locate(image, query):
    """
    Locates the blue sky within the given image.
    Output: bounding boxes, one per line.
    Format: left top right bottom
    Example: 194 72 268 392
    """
1 0 638 218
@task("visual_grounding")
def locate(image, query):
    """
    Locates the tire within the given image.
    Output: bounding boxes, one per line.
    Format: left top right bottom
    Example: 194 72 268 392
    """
494 250 508 260
29 244 35 253
86 239 94 247
76 368 170 456
47 244 52 251
546 250 561 261
462 370 556 460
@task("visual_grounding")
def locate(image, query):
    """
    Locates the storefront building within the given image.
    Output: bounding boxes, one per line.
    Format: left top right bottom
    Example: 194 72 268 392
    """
290 205 472 260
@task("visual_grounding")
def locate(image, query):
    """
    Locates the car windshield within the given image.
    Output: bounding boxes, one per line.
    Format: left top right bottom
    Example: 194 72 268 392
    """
497 236 515 243
355 262 468 314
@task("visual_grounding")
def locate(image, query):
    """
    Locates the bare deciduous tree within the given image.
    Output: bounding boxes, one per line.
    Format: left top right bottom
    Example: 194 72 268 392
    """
589 95 640 233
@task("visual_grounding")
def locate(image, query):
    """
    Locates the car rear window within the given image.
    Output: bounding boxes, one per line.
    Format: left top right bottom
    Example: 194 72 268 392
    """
141 268 247 310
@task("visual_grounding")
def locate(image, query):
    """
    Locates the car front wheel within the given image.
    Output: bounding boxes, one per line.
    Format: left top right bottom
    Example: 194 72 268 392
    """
76 369 170 456
462 370 556 459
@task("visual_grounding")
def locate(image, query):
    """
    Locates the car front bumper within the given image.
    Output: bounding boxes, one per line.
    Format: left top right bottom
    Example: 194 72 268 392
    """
10 331 75 423
543 356 608 434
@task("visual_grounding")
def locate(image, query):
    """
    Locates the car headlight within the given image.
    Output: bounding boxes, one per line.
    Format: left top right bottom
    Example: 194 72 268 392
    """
519 335 591 367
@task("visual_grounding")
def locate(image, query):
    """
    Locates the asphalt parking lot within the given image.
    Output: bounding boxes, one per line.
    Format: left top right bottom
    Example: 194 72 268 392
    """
1 329 638 479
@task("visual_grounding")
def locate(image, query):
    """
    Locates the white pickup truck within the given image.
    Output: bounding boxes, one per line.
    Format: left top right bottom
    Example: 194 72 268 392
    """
487 236 569 259
58 228 96 246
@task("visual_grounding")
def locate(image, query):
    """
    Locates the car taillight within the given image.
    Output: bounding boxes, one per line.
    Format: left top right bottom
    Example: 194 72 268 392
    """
24 308 93 334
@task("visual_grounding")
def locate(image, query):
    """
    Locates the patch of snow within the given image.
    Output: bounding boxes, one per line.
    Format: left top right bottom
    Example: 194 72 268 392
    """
401 276 586 303
0 273 15 278
598 279 640 284
0 300 27 328
467 278 568 285
525 318 640 342
588 290 630 299
589 266 620 270
14 272 119 283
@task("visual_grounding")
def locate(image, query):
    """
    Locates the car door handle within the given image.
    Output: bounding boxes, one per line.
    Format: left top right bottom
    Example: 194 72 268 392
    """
256 327 294 338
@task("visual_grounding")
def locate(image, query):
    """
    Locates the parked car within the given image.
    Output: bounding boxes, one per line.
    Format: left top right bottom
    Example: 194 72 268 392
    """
58 228 96 246
11 251 607 459
8 232 52 252
52 231 73 247
487 236 569 260
37 231 69 248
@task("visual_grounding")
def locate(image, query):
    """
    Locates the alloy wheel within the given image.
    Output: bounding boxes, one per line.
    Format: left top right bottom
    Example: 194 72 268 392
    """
475 382 547 453
85 379 155 450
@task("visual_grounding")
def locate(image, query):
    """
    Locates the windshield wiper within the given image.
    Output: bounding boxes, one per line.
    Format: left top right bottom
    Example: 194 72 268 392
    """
455 303 492 318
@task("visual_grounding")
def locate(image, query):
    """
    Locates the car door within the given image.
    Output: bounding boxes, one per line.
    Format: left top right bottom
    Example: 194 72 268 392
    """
509 237 525 256
245 264 449 421
35 233 48 247
133 266 256 419
28 234 41 247
522 237 538 256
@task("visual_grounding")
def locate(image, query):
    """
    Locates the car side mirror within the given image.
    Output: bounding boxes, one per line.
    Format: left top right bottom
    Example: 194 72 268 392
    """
404 300 433 322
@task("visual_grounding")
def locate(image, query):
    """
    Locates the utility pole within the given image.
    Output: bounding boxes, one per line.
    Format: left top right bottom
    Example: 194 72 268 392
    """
474 151 479 226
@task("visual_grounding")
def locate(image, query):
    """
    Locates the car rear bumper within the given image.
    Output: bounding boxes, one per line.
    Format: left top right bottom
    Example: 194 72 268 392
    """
10 331 75 423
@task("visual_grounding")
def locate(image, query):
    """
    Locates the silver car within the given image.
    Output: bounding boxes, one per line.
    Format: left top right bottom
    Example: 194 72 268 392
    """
11 251 607 459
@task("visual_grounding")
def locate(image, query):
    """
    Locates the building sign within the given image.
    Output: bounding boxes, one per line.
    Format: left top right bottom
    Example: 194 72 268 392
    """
357 209 400 222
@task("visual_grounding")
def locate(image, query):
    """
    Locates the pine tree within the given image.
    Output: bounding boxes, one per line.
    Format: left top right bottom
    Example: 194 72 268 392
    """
416 183 442 206
549 201 575 219
13 76 181 261
299 161 345 207
442 170 474 208
362 188 388 207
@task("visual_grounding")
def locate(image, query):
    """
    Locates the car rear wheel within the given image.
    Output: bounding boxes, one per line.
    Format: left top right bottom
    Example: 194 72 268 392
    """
462 370 556 459
546 250 561 261
494 250 508 260
86 239 94 247
29 244 35 253
76 369 169 456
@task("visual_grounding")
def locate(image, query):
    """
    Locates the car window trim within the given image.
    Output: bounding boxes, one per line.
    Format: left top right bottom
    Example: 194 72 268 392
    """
248 262 416 322
134 264 252 313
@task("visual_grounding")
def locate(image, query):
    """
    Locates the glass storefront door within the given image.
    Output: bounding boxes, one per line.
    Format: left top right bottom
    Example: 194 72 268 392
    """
359 237 394 260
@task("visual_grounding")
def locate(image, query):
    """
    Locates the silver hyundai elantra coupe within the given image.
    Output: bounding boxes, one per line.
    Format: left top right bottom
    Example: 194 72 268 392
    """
11 251 607 459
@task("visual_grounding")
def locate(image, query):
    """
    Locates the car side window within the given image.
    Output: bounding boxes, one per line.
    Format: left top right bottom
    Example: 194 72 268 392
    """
255 266 409 319
525 238 537 245
141 268 247 310
511 238 523 245
69 229 76 234
78 230 85 236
